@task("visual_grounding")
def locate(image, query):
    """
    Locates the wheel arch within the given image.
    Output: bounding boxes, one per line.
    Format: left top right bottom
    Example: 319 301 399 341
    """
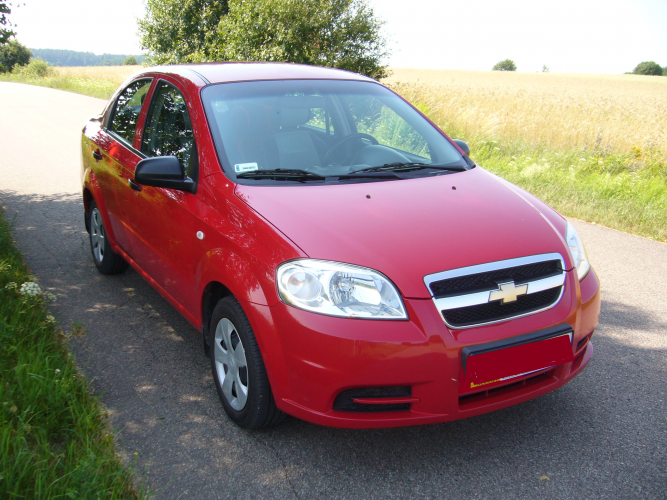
201 280 234 351
83 187 93 233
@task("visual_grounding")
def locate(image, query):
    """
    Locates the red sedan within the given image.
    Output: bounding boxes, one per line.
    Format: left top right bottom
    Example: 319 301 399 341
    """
80 63 600 429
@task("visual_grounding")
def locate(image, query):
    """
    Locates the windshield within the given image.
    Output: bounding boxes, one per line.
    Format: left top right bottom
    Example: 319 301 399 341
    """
201 79 471 184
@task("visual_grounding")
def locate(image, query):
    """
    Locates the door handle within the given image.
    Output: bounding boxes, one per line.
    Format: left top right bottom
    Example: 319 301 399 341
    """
128 179 142 192
92 149 102 161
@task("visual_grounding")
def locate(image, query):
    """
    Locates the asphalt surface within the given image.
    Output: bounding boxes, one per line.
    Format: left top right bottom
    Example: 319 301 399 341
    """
1 82 666 499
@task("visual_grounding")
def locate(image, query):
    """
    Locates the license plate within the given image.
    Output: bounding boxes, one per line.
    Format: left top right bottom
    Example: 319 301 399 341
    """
460 326 574 393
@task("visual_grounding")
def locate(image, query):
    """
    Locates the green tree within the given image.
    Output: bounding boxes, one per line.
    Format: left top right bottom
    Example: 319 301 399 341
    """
139 0 388 80
492 59 517 71
139 0 229 64
0 39 30 73
1 1 16 45
123 55 138 65
632 61 663 76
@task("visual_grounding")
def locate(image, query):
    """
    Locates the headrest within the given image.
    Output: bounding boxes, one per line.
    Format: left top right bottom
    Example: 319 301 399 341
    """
277 107 311 128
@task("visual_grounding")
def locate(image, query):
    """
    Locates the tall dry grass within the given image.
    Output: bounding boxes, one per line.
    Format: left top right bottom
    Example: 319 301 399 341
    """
385 69 667 162
55 65 141 87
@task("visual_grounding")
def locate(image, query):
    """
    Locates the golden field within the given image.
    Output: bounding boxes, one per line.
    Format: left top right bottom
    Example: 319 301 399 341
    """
55 64 142 87
384 68 667 161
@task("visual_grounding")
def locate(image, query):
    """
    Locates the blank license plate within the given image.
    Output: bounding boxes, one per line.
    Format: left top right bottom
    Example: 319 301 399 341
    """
461 331 574 392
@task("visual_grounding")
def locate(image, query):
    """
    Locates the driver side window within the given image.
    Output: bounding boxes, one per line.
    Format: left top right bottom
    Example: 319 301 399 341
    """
141 81 195 176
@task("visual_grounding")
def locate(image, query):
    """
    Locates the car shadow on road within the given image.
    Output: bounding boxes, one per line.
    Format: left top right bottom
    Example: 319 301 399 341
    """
1 190 665 499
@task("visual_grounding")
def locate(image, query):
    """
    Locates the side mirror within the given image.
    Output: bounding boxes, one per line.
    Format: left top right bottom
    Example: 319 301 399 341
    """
453 139 470 155
135 156 196 194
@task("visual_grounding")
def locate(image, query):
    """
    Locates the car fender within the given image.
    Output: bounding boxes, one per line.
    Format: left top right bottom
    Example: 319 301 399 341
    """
195 246 274 307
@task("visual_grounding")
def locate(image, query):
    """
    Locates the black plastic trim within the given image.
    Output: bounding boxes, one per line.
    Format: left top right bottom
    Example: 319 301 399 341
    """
461 323 573 373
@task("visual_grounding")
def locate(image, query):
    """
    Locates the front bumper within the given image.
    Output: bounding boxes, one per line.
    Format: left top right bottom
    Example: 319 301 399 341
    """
243 268 601 428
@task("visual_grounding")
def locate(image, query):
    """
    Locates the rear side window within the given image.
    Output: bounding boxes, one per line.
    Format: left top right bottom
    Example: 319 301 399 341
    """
108 78 153 145
141 81 195 175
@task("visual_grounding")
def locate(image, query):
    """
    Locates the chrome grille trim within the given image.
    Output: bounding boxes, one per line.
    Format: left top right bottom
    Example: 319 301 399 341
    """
424 253 567 329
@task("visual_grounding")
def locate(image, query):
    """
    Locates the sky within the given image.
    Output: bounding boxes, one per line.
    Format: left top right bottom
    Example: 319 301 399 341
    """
8 0 667 74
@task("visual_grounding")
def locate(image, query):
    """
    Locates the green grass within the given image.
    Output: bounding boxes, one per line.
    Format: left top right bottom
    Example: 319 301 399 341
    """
0 208 147 499
0 73 119 99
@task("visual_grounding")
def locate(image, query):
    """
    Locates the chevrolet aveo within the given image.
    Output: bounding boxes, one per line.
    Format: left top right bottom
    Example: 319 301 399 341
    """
80 63 600 429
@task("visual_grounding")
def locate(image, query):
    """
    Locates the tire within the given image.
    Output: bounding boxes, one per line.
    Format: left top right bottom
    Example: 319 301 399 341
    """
209 296 284 429
87 200 129 275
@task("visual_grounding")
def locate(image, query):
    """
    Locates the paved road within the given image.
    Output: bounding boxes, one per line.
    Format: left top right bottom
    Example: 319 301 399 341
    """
1 82 666 499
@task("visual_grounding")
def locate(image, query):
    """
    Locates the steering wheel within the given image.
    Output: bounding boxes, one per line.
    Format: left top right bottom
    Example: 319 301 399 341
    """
324 133 379 165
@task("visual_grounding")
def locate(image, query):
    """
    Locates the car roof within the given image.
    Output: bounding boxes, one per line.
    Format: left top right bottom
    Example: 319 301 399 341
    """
136 62 376 86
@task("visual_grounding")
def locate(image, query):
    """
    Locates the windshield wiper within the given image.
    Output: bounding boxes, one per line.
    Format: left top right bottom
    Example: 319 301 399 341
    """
350 162 467 174
237 169 327 181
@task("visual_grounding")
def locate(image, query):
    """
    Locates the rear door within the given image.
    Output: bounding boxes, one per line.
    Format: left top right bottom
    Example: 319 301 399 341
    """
93 78 153 252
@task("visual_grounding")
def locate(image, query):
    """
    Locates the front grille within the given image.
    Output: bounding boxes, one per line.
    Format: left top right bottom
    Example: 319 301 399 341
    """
443 287 562 328
429 260 562 297
333 386 412 413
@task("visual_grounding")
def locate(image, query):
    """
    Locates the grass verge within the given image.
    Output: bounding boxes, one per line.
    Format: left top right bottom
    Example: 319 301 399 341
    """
0 207 146 498
0 64 138 100
0 73 120 99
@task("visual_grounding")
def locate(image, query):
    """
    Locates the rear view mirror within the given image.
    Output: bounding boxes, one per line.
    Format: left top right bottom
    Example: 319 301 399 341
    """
135 156 196 194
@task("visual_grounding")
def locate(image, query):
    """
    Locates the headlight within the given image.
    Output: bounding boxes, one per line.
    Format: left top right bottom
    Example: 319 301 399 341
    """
565 222 590 280
277 259 407 319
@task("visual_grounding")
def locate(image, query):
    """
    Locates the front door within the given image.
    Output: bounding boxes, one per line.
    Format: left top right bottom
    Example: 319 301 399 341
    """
123 79 202 318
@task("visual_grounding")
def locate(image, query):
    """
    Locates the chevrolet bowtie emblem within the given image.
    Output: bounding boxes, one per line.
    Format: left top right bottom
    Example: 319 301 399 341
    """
489 281 528 304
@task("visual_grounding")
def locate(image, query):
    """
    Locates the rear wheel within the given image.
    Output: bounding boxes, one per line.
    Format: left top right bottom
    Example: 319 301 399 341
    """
209 296 284 429
88 200 128 275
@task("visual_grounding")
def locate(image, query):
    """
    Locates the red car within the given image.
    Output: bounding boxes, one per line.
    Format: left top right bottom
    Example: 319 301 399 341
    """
80 63 600 429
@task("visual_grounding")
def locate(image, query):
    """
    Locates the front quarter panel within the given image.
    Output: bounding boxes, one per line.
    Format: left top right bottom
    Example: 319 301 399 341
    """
194 172 306 308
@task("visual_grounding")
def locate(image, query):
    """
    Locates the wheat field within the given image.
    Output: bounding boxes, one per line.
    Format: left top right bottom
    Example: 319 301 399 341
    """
384 69 667 162
55 65 141 87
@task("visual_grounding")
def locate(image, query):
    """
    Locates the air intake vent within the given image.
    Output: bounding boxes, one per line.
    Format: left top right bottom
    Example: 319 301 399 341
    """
333 386 412 413
443 287 562 328
428 260 562 298
424 253 566 329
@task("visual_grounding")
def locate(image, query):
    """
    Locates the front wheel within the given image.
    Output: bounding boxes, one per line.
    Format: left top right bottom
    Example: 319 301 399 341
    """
87 200 128 275
209 296 284 429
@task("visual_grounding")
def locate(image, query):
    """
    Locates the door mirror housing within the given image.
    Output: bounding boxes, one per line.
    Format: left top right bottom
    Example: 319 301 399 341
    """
135 156 196 194
453 139 470 155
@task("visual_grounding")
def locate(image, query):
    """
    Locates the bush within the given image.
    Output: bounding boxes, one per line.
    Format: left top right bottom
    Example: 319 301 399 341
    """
632 61 663 76
140 0 389 80
11 58 54 78
123 55 138 65
0 39 31 73
492 59 516 71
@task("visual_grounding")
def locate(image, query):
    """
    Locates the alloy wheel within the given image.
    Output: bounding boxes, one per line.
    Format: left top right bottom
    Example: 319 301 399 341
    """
213 318 249 411
90 208 105 263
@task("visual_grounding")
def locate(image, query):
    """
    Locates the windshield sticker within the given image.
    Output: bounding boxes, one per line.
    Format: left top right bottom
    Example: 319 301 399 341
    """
235 163 259 173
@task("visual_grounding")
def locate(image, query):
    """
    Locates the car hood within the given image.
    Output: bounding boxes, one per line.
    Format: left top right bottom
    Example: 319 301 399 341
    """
235 167 572 298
